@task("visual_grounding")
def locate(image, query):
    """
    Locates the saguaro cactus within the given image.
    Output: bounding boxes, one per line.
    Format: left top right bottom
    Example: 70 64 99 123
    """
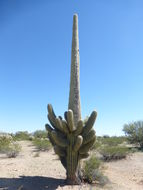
45 14 97 185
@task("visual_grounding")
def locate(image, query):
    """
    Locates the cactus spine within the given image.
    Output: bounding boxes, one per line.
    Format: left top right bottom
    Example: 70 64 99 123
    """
46 14 97 185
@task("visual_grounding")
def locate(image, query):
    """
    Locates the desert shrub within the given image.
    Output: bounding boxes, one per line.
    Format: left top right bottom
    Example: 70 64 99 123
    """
100 136 127 146
32 138 51 151
13 131 31 141
91 136 127 151
6 143 21 158
82 155 108 185
100 146 129 161
0 135 12 152
123 121 143 149
0 135 21 157
33 130 48 139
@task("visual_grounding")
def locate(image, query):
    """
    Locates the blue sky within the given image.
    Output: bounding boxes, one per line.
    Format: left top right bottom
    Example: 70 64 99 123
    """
0 0 143 136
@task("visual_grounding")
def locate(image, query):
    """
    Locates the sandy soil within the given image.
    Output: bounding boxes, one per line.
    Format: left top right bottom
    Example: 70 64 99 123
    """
0 141 142 190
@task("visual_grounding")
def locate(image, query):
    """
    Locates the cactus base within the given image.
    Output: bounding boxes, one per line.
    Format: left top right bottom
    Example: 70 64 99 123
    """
66 175 81 185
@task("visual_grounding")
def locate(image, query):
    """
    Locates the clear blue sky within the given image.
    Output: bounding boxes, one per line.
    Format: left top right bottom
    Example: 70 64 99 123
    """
0 0 143 136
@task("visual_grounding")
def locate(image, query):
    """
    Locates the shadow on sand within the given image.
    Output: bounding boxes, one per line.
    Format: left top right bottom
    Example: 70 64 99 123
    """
0 176 65 190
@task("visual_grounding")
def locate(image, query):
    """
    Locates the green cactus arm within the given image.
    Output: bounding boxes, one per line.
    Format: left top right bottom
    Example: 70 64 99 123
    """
51 131 68 148
45 123 53 132
82 111 97 136
67 110 75 132
47 132 55 146
73 120 83 136
64 111 68 120
79 136 96 154
47 114 57 129
47 104 57 126
83 129 95 145
55 117 65 133
73 135 83 152
48 104 56 117
61 119 69 134
59 116 63 120
79 153 89 159
54 145 66 157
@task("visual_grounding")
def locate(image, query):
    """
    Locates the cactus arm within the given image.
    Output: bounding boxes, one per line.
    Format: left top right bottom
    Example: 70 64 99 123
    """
73 135 83 152
62 120 69 134
45 123 53 132
79 153 89 159
83 129 95 145
55 117 65 133
47 104 56 124
64 111 68 120
67 110 75 132
51 131 68 148
82 111 97 136
79 136 96 154
74 120 83 136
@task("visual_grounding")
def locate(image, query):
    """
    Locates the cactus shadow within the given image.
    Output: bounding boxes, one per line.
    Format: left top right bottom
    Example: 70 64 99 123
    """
0 176 65 190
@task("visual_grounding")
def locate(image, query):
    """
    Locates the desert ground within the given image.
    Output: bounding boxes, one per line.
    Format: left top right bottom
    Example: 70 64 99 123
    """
0 141 143 190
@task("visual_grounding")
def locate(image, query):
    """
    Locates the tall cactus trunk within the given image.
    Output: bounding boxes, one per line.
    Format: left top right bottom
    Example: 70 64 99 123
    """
68 14 81 126
67 14 82 184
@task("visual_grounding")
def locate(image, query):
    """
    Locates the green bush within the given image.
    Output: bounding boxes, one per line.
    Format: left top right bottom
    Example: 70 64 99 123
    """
32 138 51 151
91 136 127 151
100 146 129 161
33 130 48 139
0 135 21 157
6 143 21 158
100 136 127 146
13 131 31 141
0 135 12 152
82 155 108 185
123 121 143 149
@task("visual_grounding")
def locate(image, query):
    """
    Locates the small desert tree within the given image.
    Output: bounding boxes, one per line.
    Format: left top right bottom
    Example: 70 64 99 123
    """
123 121 143 148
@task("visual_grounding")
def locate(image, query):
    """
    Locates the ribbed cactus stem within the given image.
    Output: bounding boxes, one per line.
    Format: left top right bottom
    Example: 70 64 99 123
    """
68 14 81 126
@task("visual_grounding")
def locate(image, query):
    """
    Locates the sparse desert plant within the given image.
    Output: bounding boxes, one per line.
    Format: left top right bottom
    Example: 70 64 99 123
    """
100 146 129 161
0 135 21 158
32 138 51 151
33 130 48 139
91 136 127 151
123 121 143 149
82 155 108 185
13 131 31 141
6 143 21 158
45 14 97 185
100 136 127 147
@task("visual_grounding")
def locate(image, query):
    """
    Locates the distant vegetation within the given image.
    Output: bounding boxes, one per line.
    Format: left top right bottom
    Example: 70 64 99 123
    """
32 138 51 151
33 130 48 139
12 131 31 141
100 146 129 161
123 121 143 149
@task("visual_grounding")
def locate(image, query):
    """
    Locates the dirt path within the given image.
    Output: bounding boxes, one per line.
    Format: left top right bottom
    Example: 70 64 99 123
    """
0 141 143 190
104 152 143 190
